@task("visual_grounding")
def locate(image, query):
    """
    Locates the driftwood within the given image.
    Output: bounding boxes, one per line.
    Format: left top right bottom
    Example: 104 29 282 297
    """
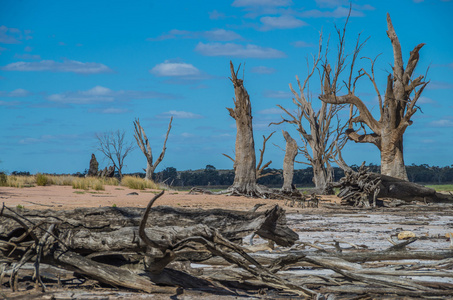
2 191 452 298
1 192 314 297
334 163 453 207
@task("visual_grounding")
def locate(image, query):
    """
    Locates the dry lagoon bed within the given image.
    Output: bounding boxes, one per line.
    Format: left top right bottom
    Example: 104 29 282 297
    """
1 185 453 299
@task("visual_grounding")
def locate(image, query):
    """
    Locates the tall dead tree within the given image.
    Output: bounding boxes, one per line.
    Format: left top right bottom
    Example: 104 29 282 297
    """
96 130 135 179
133 117 173 181
281 130 298 192
319 13 428 181
227 61 257 195
273 34 349 194
226 61 274 196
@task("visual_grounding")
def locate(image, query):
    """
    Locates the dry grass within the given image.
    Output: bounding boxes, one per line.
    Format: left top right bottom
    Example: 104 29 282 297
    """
120 176 160 190
4 175 36 188
1 174 119 190
72 177 119 190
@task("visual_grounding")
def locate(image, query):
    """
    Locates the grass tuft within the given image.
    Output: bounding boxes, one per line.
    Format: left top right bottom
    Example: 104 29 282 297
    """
36 173 49 186
121 176 160 190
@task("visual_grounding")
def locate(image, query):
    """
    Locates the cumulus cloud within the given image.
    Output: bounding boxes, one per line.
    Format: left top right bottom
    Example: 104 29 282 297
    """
149 28 242 41
47 86 175 104
251 66 276 74
157 110 203 119
195 42 286 58
232 0 293 7
150 61 201 77
260 15 307 30
2 59 112 74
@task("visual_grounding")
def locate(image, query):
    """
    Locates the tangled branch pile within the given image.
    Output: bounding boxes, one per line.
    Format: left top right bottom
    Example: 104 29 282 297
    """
1 191 453 299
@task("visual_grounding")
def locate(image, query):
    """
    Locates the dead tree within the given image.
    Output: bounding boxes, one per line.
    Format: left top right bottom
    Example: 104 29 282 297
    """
281 130 298 193
273 33 349 194
133 117 173 181
226 61 274 196
319 13 428 181
95 130 135 179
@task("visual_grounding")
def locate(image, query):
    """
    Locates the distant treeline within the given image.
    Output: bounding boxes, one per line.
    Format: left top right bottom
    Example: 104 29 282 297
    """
9 163 452 187
147 163 453 187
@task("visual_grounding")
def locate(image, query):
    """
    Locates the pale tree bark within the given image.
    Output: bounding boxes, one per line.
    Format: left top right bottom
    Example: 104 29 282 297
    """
133 117 173 181
95 130 135 179
281 130 298 192
272 33 349 194
227 61 258 194
319 13 428 180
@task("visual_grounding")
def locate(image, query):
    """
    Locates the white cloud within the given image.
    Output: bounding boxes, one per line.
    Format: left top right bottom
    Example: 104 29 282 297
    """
158 110 203 119
232 0 293 7
260 15 307 30
417 96 436 104
258 107 282 114
14 53 41 60
263 90 293 98
195 42 286 58
181 132 196 138
292 40 315 48
47 86 174 104
204 29 242 41
0 100 21 107
89 107 130 114
251 66 276 74
427 81 453 90
2 59 112 74
429 119 453 127
0 25 30 44
150 61 201 77
0 88 31 97
315 0 348 8
8 88 31 97
209 10 228 20
300 7 365 18
149 28 241 42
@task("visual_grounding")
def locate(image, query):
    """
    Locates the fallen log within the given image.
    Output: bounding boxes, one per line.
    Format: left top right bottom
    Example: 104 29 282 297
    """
1 192 312 297
333 163 453 206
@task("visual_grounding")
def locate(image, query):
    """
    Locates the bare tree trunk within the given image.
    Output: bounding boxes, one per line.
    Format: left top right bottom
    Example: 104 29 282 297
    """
312 156 333 194
133 118 173 181
281 131 298 192
227 61 258 195
319 14 428 181
381 135 408 180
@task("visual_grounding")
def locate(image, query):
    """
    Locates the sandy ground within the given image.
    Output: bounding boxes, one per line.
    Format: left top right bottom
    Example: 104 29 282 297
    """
0 185 339 212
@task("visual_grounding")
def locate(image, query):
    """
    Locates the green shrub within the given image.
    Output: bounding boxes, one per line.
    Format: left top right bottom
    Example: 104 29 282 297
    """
36 173 49 186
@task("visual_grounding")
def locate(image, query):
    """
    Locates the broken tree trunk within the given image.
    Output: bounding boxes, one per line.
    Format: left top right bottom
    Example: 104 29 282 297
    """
281 130 298 193
226 61 261 196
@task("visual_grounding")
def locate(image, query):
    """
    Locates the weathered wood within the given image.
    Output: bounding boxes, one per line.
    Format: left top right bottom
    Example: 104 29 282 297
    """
333 163 453 205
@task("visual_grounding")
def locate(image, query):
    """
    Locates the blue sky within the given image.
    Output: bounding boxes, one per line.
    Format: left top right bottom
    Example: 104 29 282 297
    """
1 0 452 174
